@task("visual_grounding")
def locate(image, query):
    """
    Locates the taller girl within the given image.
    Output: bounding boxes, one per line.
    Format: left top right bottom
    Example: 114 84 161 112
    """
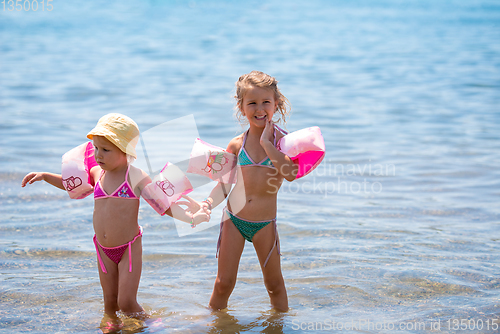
202 71 297 312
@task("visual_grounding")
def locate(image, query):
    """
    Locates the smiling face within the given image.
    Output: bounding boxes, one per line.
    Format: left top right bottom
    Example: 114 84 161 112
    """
92 135 127 171
239 85 278 128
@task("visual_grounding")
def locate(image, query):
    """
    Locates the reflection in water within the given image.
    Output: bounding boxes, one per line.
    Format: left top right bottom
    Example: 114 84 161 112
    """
208 310 245 334
208 309 285 334
99 312 152 333
258 311 286 334
99 313 123 333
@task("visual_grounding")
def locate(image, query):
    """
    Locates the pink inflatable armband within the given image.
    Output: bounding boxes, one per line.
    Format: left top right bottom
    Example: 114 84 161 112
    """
276 126 325 179
187 138 237 184
61 142 98 199
142 162 194 215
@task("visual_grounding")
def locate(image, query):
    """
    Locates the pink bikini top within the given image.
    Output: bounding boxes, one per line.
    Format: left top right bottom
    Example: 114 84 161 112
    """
94 165 139 200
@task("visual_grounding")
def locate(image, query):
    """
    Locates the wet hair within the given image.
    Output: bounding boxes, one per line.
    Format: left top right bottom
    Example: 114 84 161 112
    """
234 71 291 125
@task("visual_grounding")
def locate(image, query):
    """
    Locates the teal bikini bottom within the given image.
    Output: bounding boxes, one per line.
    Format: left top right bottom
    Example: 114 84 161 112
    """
226 209 274 242
217 207 280 267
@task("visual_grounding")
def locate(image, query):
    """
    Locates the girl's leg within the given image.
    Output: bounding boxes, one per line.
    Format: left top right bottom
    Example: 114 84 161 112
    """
96 246 120 316
252 223 288 312
209 217 245 310
117 237 145 317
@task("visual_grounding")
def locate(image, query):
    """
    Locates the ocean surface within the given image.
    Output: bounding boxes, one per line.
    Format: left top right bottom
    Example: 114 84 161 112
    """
1 0 500 333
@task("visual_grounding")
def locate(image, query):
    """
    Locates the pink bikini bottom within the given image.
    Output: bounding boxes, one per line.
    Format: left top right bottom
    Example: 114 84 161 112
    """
93 226 143 274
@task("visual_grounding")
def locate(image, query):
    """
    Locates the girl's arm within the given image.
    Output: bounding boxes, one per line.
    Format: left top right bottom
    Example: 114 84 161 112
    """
132 167 210 226
21 172 65 190
201 181 232 211
89 166 101 185
164 202 209 226
260 120 298 182
200 137 239 211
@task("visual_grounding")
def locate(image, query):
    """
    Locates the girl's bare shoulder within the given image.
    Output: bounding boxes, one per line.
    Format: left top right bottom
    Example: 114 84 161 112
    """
89 165 102 183
128 165 151 193
227 133 244 155
275 125 288 142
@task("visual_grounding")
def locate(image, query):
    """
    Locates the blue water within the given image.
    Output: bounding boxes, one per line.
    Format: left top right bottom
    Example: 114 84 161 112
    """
1 0 500 333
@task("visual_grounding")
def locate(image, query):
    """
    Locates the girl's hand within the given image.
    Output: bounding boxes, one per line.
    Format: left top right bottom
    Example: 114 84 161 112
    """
177 195 202 214
260 119 274 147
191 208 211 226
199 198 213 215
21 172 45 187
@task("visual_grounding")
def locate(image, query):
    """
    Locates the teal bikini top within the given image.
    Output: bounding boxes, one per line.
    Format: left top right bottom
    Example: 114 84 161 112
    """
237 128 277 169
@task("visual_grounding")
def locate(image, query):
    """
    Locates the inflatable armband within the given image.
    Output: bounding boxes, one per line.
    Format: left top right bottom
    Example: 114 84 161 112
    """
61 142 98 199
142 162 193 215
277 126 325 179
187 138 237 184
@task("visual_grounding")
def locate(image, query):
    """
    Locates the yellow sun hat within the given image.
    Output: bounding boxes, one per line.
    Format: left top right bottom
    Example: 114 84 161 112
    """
87 113 140 158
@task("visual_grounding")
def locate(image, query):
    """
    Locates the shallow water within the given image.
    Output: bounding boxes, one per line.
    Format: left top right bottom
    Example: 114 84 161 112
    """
1 0 500 333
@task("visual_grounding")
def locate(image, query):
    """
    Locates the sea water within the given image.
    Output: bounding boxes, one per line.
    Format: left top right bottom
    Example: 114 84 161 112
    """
1 0 499 333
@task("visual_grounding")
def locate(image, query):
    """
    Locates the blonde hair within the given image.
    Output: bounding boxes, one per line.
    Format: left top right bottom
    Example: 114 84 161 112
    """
234 71 291 125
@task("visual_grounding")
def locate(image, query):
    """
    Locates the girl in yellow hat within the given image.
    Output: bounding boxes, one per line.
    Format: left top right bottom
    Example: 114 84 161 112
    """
21 113 209 328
